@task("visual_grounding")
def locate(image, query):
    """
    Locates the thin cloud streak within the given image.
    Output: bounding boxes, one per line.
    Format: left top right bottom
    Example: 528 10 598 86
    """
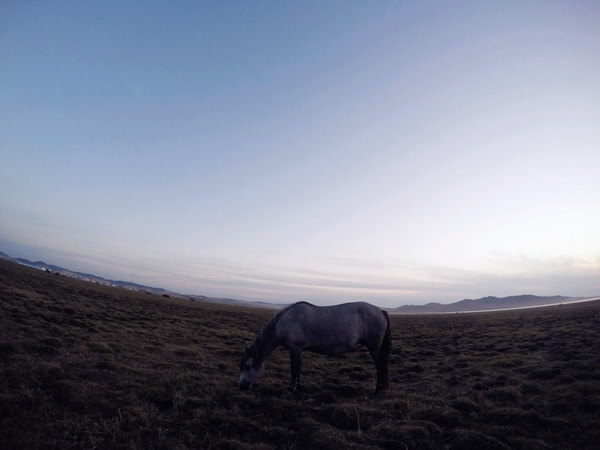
158 254 600 306
1 232 598 307
2 202 598 306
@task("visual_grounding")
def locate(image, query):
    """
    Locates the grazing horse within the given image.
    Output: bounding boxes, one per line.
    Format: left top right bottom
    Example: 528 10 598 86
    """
239 301 391 396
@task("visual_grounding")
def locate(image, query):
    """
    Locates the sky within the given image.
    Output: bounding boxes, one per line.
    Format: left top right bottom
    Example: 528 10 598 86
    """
1 1 599 307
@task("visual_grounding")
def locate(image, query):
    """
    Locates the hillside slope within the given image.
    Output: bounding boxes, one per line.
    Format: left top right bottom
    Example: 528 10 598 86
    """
1 258 600 449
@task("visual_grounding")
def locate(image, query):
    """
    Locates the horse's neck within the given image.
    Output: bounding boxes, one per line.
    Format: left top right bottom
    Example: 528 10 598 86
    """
253 321 279 362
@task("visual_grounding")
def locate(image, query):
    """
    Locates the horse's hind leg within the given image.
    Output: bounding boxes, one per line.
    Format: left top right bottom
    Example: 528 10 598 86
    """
371 313 391 395
368 345 389 396
370 350 386 395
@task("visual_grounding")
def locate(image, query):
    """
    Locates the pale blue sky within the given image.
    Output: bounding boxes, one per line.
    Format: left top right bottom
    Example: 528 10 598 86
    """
2 1 599 306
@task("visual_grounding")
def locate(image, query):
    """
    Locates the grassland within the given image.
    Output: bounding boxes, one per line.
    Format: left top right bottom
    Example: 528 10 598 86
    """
1 258 599 449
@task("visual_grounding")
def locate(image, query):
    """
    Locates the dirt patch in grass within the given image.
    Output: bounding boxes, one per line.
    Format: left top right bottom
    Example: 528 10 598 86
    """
1 259 599 448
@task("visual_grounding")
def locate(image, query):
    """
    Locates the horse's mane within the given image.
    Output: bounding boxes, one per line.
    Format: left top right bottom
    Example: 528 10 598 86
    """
278 301 313 315
250 302 314 365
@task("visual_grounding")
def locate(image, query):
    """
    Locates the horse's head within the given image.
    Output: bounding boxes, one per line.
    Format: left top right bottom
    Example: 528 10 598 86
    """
239 344 264 390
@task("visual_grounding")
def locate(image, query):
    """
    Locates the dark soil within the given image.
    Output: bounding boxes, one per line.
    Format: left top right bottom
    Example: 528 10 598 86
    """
1 258 599 449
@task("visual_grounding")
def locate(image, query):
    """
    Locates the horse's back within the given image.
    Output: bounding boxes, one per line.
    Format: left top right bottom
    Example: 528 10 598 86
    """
280 301 383 326
276 301 388 354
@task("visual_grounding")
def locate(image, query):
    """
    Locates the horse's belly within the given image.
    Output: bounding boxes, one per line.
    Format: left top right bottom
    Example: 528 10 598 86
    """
306 342 355 355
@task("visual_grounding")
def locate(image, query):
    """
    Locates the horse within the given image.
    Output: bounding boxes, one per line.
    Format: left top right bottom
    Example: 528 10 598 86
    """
239 301 391 397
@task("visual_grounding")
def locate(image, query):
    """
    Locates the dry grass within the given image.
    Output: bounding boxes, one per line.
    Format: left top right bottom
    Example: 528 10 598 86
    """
1 258 599 449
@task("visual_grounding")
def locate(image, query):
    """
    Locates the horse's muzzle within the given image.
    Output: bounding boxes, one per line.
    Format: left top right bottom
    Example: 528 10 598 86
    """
239 380 252 391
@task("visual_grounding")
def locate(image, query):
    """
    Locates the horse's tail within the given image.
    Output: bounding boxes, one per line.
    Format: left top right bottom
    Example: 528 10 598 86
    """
380 310 391 390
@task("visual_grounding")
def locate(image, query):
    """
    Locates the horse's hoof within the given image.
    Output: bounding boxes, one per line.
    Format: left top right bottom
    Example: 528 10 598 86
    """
280 389 293 400
369 391 383 400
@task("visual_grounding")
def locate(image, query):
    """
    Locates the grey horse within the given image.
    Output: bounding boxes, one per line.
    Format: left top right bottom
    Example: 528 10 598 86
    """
239 301 391 396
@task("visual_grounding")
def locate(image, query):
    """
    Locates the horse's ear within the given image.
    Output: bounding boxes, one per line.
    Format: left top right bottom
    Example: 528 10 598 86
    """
245 343 249 350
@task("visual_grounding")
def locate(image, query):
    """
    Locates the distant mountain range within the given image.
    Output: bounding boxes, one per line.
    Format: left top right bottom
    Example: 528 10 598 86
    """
0 250 591 312
391 294 581 314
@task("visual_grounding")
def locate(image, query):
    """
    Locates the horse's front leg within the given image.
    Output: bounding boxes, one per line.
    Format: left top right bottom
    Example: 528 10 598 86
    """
290 348 302 389
281 348 302 398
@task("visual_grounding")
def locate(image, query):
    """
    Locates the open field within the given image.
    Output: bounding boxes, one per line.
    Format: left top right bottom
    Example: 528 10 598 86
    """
1 258 599 449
